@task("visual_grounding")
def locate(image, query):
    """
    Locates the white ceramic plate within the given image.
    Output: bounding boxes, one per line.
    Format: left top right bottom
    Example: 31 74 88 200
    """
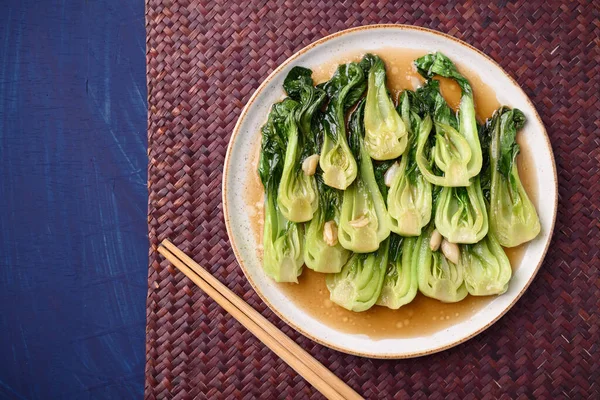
223 25 557 358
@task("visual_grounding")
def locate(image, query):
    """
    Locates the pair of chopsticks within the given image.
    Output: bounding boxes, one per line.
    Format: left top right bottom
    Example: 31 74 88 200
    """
158 240 363 400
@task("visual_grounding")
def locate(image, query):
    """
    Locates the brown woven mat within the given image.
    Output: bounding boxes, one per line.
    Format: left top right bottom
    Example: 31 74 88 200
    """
145 1 599 398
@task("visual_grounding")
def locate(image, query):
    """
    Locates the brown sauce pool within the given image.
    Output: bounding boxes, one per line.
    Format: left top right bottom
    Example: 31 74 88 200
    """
243 48 538 338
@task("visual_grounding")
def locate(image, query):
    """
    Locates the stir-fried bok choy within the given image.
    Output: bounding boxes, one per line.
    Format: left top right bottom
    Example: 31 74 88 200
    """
483 107 540 247
319 62 366 190
415 224 468 303
276 67 326 222
258 99 305 282
326 238 389 312
338 100 391 253
414 52 482 187
254 50 541 314
376 233 419 309
386 90 433 236
360 54 408 160
414 74 489 243
434 176 489 244
462 233 512 296
304 175 351 273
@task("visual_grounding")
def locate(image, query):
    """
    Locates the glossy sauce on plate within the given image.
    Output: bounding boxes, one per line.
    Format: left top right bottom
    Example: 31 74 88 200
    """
244 48 538 338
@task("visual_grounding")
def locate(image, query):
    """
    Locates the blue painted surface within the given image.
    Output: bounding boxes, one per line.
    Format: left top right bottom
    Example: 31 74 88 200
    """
0 1 147 398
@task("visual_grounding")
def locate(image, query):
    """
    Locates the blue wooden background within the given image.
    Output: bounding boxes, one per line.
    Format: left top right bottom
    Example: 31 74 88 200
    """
0 0 147 398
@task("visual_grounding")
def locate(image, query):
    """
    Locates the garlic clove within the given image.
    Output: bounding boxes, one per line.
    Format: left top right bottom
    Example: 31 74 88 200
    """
429 229 442 251
384 162 401 187
349 214 370 228
323 220 338 246
441 239 460 265
302 154 320 176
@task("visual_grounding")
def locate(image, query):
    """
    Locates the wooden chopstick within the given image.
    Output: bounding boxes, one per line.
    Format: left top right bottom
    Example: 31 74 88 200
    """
158 240 363 400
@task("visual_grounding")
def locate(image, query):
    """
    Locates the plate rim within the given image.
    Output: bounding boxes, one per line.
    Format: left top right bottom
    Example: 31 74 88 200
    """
222 24 558 359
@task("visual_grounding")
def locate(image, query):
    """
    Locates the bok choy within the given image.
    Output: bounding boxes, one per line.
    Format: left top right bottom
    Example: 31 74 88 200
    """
319 62 366 190
255 51 537 309
416 224 468 302
360 54 408 160
376 234 419 309
414 75 488 243
485 107 540 247
259 99 304 282
462 233 512 296
434 176 489 244
386 90 433 236
277 67 326 222
414 52 482 187
326 238 389 312
304 175 351 273
338 99 391 253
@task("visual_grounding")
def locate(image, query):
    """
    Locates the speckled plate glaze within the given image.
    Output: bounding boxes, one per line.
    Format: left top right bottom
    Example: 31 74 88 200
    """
223 25 557 358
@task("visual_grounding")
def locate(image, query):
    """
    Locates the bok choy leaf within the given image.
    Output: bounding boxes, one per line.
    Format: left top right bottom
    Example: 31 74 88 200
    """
387 90 433 236
434 176 489 244
338 99 391 253
319 62 366 190
484 107 540 247
258 99 304 282
462 233 512 296
416 224 468 302
326 237 389 312
277 67 326 222
376 234 419 309
360 54 408 160
414 52 482 187
304 175 351 273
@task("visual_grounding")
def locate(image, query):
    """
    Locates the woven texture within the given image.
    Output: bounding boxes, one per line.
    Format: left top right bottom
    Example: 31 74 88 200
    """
145 1 599 398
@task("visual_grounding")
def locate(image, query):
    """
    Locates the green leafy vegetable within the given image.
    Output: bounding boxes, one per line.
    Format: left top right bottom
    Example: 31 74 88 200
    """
319 62 366 189
478 121 492 201
415 80 472 187
387 90 433 236
416 224 468 302
360 54 408 160
414 53 482 187
461 233 512 296
258 99 305 282
258 52 529 304
373 159 395 199
304 175 351 273
338 100 391 253
277 67 326 222
263 193 304 283
434 176 488 244
283 66 326 156
376 234 419 309
326 237 389 312
485 107 540 247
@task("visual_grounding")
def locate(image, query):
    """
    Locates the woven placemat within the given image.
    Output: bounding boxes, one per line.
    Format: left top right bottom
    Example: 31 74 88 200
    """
145 1 599 398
